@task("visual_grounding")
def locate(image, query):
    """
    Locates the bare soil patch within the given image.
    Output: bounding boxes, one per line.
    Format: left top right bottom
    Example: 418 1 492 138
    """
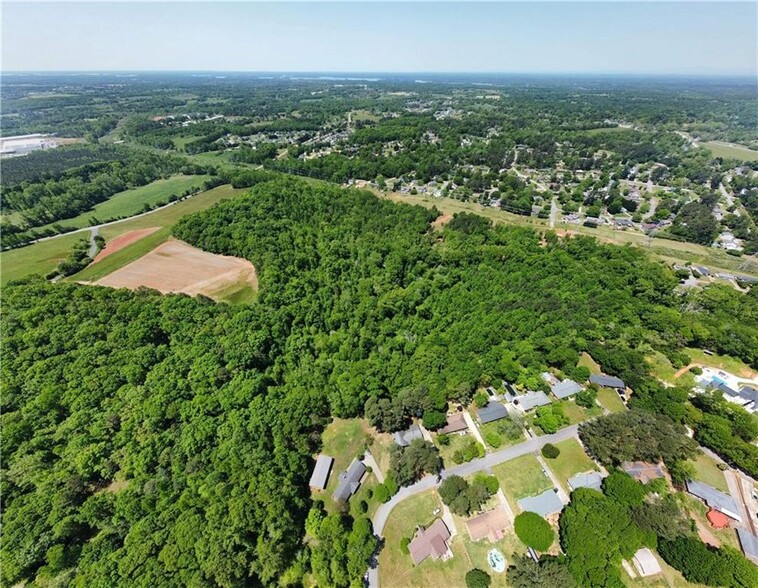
431 213 453 230
95 238 257 301
93 227 160 263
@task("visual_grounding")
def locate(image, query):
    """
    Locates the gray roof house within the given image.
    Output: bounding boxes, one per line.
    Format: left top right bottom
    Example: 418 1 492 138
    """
551 379 582 399
308 454 334 491
512 390 551 411
477 402 509 424
589 374 625 389
686 480 742 521
737 528 758 564
394 423 424 447
567 471 605 492
332 458 366 502
518 489 564 517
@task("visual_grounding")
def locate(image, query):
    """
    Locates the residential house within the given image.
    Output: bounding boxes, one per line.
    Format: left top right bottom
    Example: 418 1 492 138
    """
706 509 731 529
308 455 334 492
394 424 424 447
551 379 583 400
511 390 551 411
621 461 666 483
589 374 625 390
567 471 605 492
477 402 509 424
685 480 741 521
465 508 510 542
408 519 453 565
518 489 564 518
438 413 468 435
332 458 366 502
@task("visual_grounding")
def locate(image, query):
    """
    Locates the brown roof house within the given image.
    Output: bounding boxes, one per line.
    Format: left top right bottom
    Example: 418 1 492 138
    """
438 412 468 435
465 508 509 542
408 519 452 565
621 461 666 484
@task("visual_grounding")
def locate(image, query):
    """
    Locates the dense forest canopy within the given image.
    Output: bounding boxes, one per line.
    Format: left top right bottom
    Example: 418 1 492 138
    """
3 177 757 586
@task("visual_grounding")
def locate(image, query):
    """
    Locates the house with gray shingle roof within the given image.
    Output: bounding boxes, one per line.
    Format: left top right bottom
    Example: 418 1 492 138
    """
512 390 551 411
477 402 508 424
737 528 758 564
568 471 605 492
518 489 564 517
394 424 423 447
589 374 625 389
551 379 582 400
309 455 334 491
332 458 366 502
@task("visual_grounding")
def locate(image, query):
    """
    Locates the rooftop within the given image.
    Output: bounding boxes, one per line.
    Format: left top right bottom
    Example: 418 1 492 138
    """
438 412 468 434
394 423 424 447
686 480 741 521
477 401 509 424
737 528 758 562
621 461 665 483
632 548 662 577
567 470 604 492
512 390 551 411
308 454 334 491
465 508 510 542
409 519 452 565
589 374 625 389
332 458 366 502
551 379 582 399
518 489 564 518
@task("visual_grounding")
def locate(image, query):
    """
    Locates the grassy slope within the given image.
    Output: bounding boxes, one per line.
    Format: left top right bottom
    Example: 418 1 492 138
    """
2 184 244 284
700 142 758 163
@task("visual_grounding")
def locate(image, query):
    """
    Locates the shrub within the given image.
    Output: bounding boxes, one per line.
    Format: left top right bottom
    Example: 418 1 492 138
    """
356 500 368 514
437 434 451 446
514 511 555 551
474 391 489 408
689 366 703 375
373 484 390 503
483 429 502 448
465 568 491 588
400 537 411 555
575 388 597 409
541 443 560 459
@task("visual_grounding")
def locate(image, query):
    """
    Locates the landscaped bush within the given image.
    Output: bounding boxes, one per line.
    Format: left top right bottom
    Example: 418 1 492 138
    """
465 568 491 588
483 429 503 448
400 537 410 555
514 511 555 551
541 443 560 459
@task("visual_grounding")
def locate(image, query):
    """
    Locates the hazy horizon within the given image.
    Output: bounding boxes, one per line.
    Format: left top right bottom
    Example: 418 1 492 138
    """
3 2 756 76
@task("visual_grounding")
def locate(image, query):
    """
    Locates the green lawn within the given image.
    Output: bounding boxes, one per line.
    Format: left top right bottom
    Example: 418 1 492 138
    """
493 454 552 511
544 439 600 492
597 387 627 413
479 420 525 450
317 418 372 512
2 184 245 285
578 352 602 375
561 400 603 425
700 141 758 163
691 453 729 493
683 347 757 380
26 175 210 236
433 432 483 469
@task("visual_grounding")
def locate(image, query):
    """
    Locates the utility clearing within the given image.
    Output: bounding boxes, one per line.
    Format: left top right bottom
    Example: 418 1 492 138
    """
92 238 257 302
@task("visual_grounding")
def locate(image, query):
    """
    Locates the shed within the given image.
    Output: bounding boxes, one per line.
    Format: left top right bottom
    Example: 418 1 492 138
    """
308 454 334 491
632 548 662 577
477 402 508 424
332 458 366 502
686 480 741 521
518 489 564 518
589 374 625 389
551 379 582 399
394 424 423 447
438 413 468 435
465 508 510 542
567 471 604 492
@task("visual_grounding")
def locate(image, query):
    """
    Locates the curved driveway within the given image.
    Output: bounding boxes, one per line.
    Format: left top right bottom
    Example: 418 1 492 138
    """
372 424 579 536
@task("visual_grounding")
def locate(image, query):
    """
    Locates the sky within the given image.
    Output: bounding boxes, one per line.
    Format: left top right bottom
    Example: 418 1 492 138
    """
3 2 757 75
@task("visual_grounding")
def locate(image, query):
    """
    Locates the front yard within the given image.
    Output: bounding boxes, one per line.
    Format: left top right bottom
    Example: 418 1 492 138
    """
492 454 552 511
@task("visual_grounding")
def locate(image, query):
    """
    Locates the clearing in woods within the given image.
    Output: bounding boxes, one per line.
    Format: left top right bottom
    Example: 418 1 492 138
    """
92 239 258 303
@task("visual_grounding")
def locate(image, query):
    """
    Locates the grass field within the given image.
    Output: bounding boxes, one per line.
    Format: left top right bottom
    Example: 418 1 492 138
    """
683 347 758 379
561 400 603 425
700 141 758 162
2 184 245 285
544 439 600 492
433 432 483 469
493 454 552 510
691 453 729 493
578 352 602 375
26 175 211 235
597 387 628 413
